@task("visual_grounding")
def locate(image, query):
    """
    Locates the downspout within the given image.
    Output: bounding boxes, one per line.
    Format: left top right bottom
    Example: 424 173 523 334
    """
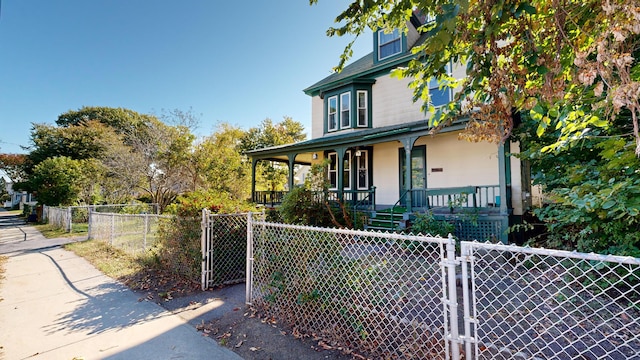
498 142 510 244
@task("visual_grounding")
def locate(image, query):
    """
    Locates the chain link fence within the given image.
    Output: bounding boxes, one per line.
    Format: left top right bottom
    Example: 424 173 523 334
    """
460 242 640 360
247 216 640 360
43 204 158 232
89 212 171 255
247 217 455 359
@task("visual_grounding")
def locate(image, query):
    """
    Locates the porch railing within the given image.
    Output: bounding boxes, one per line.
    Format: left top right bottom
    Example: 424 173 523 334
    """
409 185 502 212
252 190 287 207
252 188 377 213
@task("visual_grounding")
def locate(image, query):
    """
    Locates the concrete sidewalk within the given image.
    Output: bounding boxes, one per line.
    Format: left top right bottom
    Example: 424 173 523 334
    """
0 214 243 360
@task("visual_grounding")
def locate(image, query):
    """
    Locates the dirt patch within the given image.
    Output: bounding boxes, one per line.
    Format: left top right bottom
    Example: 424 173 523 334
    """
125 272 358 360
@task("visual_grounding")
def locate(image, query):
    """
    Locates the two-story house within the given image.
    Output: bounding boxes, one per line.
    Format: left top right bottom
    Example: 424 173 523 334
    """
247 13 531 243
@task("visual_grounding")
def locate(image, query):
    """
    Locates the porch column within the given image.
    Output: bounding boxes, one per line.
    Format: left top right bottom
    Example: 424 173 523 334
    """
401 138 416 212
287 154 296 191
251 158 258 203
498 142 510 243
336 147 346 202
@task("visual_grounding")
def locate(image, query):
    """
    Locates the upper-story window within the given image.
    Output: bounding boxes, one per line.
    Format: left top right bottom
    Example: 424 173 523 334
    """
340 92 351 128
326 89 369 133
378 29 402 60
429 63 452 107
328 96 338 131
357 90 368 127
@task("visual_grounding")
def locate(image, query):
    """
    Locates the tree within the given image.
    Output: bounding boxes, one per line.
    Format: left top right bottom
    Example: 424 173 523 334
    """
314 0 640 153
0 177 10 204
0 153 27 183
192 123 251 200
24 156 100 206
240 117 306 191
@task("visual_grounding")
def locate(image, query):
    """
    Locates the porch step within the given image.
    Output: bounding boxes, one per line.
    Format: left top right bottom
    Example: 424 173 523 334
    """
366 207 406 232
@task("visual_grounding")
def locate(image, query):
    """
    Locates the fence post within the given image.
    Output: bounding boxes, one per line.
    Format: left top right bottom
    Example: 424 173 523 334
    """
245 212 254 305
67 206 72 233
87 206 93 239
460 242 475 359
446 234 461 360
110 213 115 246
143 214 148 250
201 209 208 291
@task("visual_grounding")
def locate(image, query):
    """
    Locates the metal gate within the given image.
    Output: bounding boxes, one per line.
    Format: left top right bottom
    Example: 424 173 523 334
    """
460 242 640 360
200 210 250 290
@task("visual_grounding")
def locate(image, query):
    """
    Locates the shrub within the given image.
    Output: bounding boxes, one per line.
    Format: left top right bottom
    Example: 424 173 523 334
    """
410 212 455 237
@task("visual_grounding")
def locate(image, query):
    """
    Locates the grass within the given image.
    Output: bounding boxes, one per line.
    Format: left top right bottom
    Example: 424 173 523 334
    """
33 223 88 238
64 240 147 280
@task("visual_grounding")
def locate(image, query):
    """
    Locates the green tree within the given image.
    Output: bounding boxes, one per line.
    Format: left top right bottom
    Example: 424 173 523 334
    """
240 117 306 192
315 0 640 152
516 114 640 256
193 123 251 200
24 156 100 206
0 177 10 204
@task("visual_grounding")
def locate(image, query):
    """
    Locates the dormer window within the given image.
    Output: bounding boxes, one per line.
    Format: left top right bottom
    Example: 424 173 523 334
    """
378 29 402 60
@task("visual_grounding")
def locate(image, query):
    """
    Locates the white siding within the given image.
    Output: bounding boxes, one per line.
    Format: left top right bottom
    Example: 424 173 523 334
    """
369 133 526 214
419 133 499 188
372 76 425 128
371 141 401 205
311 95 324 139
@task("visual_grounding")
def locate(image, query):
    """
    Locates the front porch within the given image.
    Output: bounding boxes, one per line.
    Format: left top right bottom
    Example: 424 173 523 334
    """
246 120 521 244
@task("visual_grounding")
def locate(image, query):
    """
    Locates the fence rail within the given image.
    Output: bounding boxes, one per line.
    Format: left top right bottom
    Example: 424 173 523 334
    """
246 216 640 360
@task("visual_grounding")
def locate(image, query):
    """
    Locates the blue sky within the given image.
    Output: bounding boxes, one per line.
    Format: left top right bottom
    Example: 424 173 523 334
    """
0 1 371 154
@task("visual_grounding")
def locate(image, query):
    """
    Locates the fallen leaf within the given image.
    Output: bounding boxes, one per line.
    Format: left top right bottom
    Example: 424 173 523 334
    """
234 340 243 348
249 347 261 352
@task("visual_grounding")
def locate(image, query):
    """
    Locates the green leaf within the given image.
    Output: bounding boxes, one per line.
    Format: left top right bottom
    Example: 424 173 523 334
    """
602 200 616 210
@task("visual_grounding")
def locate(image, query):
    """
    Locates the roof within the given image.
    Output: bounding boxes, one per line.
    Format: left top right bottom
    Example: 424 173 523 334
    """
246 118 467 161
303 22 430 97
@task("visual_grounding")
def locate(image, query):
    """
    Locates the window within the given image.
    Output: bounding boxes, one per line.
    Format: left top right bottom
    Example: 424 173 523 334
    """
357 91 368 127
328 153 338 189
378 29 401 60
343 150 351 190
327 96 338 131
340 92 351 128
429 64 452 107
429 78 451 107
356 150 369 190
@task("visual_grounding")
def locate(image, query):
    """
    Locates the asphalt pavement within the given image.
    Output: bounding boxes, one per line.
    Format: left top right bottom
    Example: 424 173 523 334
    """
0 209 243 360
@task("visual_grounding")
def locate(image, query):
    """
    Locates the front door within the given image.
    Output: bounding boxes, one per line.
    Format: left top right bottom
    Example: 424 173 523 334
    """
399 146 426 208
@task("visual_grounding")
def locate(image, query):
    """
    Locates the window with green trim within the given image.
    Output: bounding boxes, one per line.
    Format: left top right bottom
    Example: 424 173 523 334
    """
327 96 338 131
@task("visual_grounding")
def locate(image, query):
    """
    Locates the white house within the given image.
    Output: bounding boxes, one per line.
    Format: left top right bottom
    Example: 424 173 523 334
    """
247 12 531 243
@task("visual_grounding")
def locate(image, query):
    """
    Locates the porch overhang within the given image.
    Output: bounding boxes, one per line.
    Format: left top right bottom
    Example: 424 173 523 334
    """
245 118 467 161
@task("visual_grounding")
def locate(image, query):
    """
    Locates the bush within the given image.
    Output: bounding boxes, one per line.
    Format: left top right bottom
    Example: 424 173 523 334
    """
409 212 455 237
153 190 256 279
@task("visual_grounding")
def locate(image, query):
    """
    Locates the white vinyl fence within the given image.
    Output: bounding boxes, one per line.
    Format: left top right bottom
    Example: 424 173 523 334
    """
245 215 640 360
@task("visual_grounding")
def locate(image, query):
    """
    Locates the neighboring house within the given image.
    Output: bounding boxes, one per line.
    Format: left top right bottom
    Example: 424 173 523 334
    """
2 174 36 209
247 12 531 243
